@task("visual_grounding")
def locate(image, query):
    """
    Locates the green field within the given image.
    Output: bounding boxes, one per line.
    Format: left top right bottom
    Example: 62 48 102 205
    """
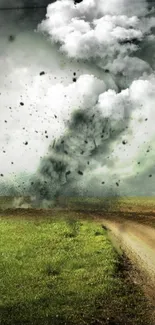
0 212 152 325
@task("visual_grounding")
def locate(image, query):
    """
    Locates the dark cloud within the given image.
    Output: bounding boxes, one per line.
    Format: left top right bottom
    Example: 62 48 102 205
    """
31 101 131 206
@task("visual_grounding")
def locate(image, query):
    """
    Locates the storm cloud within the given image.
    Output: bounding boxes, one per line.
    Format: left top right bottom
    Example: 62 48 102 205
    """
1 0 155 202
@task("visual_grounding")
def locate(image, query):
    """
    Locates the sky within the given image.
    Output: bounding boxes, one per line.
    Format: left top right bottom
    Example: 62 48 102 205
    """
1 0 155 200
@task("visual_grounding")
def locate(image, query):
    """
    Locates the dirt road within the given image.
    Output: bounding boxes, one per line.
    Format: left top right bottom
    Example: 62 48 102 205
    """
99 215 155 322
102 219 155 280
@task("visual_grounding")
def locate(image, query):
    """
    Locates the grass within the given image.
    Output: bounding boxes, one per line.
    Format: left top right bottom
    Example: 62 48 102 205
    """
115 197 155 210
0 212 152 325
46 196 155 213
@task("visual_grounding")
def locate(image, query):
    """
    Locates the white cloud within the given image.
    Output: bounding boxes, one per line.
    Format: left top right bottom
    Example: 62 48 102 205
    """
38 0 155 80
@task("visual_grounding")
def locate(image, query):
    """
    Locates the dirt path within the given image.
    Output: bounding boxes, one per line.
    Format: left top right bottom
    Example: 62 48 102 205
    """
102 219 155 280
98 216 155 323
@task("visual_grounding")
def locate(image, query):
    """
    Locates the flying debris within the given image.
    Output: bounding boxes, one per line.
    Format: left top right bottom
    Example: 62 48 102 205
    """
0 174 4 177
9 35 15 42
74 0 83 4
40 71 45 76
122 140 127 145
102 182 105 184
24 141 28 145
149 174 152 177
20 102 24 106
66 171 71 176
52 139 56 148
78 171 83 175
116 182 119 186
73 78 77 82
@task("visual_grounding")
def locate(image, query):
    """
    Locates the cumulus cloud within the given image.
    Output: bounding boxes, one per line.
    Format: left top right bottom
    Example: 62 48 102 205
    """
38 0 155 80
